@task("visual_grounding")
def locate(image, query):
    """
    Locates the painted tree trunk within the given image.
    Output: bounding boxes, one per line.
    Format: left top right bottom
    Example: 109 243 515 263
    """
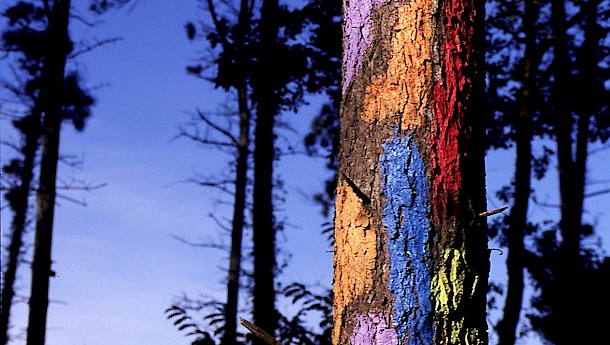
333 0 489 344
27 1 71 344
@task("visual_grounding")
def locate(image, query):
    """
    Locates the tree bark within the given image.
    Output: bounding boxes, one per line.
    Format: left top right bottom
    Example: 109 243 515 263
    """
26 1 71 344
251 0 279 342
333 0 488 344
1 113 41 345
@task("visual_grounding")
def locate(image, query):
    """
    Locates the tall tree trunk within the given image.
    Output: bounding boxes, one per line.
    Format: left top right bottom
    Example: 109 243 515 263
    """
333 0 488 344
496 1 538 344
26 1 71 344
222 0 251 343
550 1 581 343
251 0 279 341
1 113 41 345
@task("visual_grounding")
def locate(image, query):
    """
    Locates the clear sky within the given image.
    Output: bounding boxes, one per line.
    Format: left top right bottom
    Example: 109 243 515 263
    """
1 1 608 345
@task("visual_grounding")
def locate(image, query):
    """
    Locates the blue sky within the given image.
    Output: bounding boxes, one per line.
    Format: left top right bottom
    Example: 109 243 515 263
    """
1 1 609 345
1 2 332 344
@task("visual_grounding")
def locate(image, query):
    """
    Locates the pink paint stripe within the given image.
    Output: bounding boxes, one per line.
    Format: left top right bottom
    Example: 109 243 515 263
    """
351 313 398 345
342 0 385 94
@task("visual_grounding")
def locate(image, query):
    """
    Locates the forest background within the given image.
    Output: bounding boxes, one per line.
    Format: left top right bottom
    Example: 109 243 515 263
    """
1 1 609 345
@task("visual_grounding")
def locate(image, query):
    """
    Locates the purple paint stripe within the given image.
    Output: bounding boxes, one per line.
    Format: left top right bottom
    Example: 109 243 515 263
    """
352 313 398 345
343 0 385 94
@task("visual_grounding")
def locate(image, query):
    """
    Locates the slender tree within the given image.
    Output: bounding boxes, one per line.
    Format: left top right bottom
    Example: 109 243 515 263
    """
1 112 40 345
25 1 72 343
333 0 489 344
1 3 100 343
250 0 280 341
494 1 540 343
528 0 610 343
223 0 251 340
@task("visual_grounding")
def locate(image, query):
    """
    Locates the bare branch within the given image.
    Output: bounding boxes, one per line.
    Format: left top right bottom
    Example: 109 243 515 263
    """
205 0 223 39
186 176 235 196
56 181 107 191
196 110 238 145
55 193 88 207
69 37 123 58
70 13 104 27
585 189 610 198
208 212 231 233
171 234 228 253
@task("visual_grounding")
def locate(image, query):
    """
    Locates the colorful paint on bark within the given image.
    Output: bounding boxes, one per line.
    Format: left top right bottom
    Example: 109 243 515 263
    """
362 1 435 130
342 0 386 94
381 135 434 344
333 179 378 342
352 313 397 345
335 0 487 343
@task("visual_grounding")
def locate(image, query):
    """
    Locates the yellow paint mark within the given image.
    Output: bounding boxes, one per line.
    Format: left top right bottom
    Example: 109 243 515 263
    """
362 1 434 129
432 249 485 345
333 180 378 343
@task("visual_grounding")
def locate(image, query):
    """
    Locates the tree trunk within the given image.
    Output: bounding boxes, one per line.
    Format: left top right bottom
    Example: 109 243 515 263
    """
550 0 600 343
1 113 41 345
550 1 581 343
26 1 71 344
222 0 251 343
496 1 537 344
333 0 488 344
251 0 279 342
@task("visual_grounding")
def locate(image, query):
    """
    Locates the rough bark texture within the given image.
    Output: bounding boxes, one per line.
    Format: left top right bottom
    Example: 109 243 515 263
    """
26 1 71 344
496 2 537 344
1 113 40 345
333 1 488 344
222 1 251 344
251 0 279 342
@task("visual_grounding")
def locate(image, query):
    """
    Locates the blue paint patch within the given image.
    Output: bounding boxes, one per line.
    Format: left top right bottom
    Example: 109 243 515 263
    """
381 134 433 344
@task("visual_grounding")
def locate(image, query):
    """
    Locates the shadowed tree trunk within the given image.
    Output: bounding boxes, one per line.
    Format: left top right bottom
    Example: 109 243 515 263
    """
251 0 280 342
333 0 489 344
550 1 581 343
222 0 252 343
26 1 71 344
1 113 41 345
496 1 539 344
551 0 603 344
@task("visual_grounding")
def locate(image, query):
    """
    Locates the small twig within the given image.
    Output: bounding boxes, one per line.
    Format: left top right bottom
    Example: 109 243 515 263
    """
478 206 509 218
341 173 371 205
489 248 504 255
239 318 283 345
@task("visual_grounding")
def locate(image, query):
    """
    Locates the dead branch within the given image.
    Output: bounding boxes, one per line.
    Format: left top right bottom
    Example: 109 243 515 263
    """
239 318 283 345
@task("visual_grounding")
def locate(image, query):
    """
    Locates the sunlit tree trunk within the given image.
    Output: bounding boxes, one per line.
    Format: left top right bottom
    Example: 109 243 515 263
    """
251 0 280 342
26 1 71 344
333 0 488 344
